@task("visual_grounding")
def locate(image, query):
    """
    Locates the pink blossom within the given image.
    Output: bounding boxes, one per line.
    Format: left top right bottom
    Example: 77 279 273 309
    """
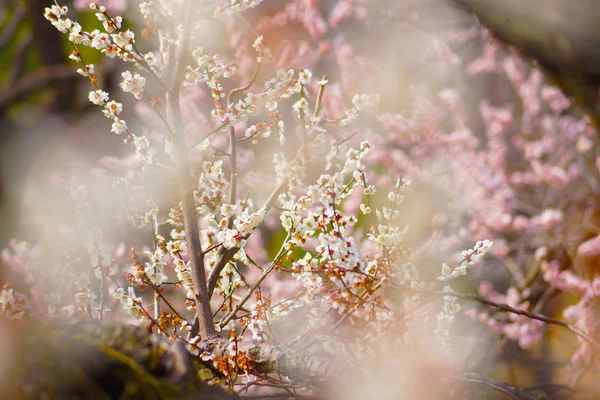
328 0 353 28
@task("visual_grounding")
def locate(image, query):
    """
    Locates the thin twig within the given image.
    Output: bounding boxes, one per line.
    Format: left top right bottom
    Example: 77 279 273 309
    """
227 62 261 106
229 125 238 212
190 121 229 149
452 372 539 400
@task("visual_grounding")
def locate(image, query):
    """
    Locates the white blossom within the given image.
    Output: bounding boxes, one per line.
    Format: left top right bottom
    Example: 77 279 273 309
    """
89 89 109 105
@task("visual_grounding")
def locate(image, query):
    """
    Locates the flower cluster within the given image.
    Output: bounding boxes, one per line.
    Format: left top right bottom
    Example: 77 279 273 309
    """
119 71 146 100
110 286 144 319
439 239 494 280
0 284 28 321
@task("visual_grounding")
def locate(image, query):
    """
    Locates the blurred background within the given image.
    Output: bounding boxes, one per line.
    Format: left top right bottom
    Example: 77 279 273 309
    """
2 1 600 398
0 0 129 253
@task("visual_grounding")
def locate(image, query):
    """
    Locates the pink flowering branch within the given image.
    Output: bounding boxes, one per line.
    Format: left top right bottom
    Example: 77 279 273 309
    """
457 291 600 347
394 283 600 349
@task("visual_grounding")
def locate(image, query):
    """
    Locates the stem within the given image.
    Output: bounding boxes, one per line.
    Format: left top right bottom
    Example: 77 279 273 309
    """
151 219 161 319
190 121 229 149
228 126 238 212
145 279 184 319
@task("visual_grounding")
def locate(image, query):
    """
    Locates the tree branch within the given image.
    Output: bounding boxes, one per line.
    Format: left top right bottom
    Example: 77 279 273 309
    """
0 65 79 111
453 291 600 349
167 1 215 339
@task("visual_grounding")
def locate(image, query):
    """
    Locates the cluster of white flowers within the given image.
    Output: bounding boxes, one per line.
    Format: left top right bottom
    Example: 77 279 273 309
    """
252 35 273 64
292 253 322 289
215 229 243 249
439 240 494 281
89 89 109 106
367 178 412 253
292 97 309 117
111 118 127 135
73 271 97 310
277 142 392 314
111 30 135 52
195 160 229 216
273 151 305 188
110 286 144 319
338 94 380 126
234 208 266 236
45 4 141 64
219 68 301 124
434 286 461 353
92 4 123 32
77 63 95 77
43 2 161 164
0 285 28 321
185 47 237 85
175 260 195 308
137 235 168 286
101 100 127 134
214 207 266 249
90 30 111 49
132 134 150 160
43 5 71 33
50 8 145 146
440 262 467 280
248 303 269 341
467 239 494 261
120 71 146 100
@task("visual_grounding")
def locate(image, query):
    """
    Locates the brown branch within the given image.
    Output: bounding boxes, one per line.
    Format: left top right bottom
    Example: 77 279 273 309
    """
454 372 540 400
167 1 215 339
144 279 184 319
228 126 238 209
0 65 80 110
0 3 26 48
453 291 600 349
